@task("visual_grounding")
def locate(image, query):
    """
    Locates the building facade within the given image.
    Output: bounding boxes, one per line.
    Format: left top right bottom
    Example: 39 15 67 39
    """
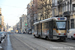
52 0 75 30
16 22 20 33
32 0 52 21
26 0 75 32
27 1 34 33
26 0 52 33
20 14 27 33
20 17 22 33
0 8 4 31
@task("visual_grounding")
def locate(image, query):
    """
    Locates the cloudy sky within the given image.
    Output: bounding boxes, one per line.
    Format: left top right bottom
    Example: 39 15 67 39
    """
0 0 30 26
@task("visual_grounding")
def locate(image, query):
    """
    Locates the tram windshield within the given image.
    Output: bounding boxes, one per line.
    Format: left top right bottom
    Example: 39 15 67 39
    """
56 21 66 29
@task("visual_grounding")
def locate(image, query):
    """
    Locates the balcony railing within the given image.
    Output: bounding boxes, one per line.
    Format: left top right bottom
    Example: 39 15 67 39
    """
57 0 63 5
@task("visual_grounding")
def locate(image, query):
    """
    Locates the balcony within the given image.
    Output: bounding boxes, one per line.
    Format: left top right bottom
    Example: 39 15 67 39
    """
72 0 75 3
57 0 63 6
63 11 70 16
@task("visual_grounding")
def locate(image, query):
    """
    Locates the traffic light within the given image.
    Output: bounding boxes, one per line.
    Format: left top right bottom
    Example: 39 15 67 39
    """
25 24 27 25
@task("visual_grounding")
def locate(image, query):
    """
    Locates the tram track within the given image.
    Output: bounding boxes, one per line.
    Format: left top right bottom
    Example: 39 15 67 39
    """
24 36 75 50
14 34 48 50
16 36 48 50
13 34 75 50
23 37 48 50
55 41 75 47
13 36 35 50
35 36 75 47
31 36 75 48
32 36 75 48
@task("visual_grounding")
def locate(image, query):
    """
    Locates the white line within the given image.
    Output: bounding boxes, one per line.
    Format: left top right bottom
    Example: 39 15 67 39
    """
7 34 13 50
0 46 2 49
1 39 4 43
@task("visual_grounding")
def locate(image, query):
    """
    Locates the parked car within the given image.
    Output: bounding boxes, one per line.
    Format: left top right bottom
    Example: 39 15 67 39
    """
67 29 75 39
7 32 11 34
1 32 5 39
28 29 32 34
0 32 2 43
3 32 7 37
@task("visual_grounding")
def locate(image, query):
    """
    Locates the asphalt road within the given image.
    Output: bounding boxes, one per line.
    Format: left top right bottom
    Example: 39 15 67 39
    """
1 33 75 50
0 34 13 50
9 34 75 50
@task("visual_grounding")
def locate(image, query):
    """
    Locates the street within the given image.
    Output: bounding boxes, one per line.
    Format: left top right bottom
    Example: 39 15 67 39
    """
0 0 75 50
0 33 75 50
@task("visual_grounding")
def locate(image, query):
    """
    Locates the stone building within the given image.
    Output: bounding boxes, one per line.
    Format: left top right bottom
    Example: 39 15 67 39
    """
52 0 75 30
32 0 52 21
20 14 27 33
0 8 4 31
27 1 34 33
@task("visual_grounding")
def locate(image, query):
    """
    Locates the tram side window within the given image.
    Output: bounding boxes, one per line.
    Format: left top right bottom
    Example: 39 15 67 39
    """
42 22 49 34
34 25 37 32
53 21 56 28
45 22 49 28
42 22 49 29
38 24 41 33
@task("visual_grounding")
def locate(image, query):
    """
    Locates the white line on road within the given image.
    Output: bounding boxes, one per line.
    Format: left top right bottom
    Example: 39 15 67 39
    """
1 39 4 43
7 34 13 50
0 46 2 49
0 39 5 49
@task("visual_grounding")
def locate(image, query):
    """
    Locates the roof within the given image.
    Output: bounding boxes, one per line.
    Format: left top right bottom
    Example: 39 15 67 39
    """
34 17 67 25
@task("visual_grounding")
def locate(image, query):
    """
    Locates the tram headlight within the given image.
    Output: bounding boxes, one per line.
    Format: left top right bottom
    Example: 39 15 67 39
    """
59 33 61 35
64 33 66 35
74 34 75 37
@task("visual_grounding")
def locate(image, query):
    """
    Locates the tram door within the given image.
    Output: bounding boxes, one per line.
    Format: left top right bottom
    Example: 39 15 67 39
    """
49 20 53 39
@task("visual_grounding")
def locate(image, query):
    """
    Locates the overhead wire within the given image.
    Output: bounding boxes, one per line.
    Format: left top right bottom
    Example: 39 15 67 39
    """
0 4 27 25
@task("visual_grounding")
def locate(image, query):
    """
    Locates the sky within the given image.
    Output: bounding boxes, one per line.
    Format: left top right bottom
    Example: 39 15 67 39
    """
0 0 30 27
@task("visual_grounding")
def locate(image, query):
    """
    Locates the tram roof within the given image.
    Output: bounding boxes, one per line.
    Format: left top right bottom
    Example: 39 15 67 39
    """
40 18 52 23
34 22 39 25
34 17 67 25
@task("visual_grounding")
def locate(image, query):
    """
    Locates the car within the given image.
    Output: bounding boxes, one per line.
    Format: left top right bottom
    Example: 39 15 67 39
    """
0 32 2 43
28 29 32 34
67 29 75 39
7 32 11 34
3 32 7 37
1 32 5 39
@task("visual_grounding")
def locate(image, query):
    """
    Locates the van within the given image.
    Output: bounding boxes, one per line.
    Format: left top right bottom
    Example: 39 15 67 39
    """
67 29 75 39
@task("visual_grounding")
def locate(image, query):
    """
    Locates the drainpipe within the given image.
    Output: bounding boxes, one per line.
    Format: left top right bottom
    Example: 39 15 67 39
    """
70 0 72 29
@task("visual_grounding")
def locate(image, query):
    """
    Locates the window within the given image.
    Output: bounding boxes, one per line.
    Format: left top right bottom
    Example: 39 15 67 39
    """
53 20 56 28
34 25 37 32
56 22 66 29
73 4 75 11
74 7 75 11
42 22 49 29
42 22 49 34
71 19 74 28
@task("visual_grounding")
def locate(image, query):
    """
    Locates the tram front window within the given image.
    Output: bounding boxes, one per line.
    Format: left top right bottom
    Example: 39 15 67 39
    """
56 22 66 29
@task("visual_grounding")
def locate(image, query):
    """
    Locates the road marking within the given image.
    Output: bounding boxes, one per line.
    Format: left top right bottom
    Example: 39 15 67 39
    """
1 39 4 43
7 34 13 50
0 46 2 49
15 36 35 50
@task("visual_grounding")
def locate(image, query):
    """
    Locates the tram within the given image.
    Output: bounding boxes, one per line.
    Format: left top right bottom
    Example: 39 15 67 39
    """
33 17 67 41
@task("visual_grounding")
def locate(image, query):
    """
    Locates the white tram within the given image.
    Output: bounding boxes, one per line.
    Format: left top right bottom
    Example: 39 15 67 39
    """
33 17 67 41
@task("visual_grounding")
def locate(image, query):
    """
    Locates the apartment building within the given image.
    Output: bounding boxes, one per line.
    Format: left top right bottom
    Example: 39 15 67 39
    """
0 8 4 31
52 0 75 30
20 14 27 33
